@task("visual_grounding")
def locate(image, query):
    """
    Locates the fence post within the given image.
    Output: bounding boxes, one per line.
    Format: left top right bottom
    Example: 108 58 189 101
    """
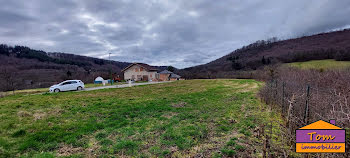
286 95 295 128
282 82 285 115
275 80 278 103
304 85 310 124
269 80 273 105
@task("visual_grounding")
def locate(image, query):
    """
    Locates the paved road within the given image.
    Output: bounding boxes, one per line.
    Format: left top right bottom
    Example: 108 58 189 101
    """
84 81 172 91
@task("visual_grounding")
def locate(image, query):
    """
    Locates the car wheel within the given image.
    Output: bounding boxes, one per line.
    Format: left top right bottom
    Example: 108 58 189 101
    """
54 89 60 93
77 86 83 91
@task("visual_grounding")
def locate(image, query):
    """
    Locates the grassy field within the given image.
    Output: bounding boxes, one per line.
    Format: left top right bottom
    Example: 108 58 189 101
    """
287 59 350 70
0 80 282 157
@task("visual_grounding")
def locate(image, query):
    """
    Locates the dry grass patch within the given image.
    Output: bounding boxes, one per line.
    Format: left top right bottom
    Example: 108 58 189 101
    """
180 132 242 157
85 137 101 157
33 111 46 121
56 144 84 157
162 112 178 119
171 102 187 108
17 111 32 117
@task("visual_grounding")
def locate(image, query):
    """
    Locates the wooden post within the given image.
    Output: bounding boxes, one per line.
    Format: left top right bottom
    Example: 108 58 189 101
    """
269 121 273 158
286 95 295 128
262 125 266 158
282 82 285 115
275 80 278 104
304 85 310 124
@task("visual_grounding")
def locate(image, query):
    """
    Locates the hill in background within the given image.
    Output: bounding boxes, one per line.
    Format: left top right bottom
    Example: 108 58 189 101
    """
0 45 167 91
179 29 350 78
2 29 350 91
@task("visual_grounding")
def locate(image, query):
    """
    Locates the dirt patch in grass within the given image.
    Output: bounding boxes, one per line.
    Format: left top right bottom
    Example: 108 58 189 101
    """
162 112 178 119
48 108 65 115
171 102 187 108
180 130 241 157
33 108 64 121
85 138 101 157
57 138 101 157
240 104 246 112
17 111 32 117
33 111 46 121
57 144 84 157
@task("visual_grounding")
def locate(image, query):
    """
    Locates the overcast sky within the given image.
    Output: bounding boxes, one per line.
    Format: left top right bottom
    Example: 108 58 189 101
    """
0 0 349 68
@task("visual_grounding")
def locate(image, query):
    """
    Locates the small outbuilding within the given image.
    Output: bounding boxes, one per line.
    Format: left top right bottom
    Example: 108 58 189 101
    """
158 70 173 81
158 70 182 81
94 76 104 84
170 73 181 81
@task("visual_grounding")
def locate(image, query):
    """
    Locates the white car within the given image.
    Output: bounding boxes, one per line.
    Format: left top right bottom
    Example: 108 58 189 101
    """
49 80 85 93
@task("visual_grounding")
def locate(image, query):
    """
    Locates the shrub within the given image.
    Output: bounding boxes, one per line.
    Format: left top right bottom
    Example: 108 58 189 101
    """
259 66 350 156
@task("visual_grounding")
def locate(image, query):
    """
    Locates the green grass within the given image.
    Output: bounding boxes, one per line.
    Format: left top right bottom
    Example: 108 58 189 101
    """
0 79 281 157
287 59 350 70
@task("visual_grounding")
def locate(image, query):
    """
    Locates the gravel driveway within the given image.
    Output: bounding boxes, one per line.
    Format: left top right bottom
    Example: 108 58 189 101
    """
84 81 172 91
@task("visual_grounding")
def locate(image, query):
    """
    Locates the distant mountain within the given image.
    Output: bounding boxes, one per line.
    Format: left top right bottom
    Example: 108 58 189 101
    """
0 45 167 91
179 29 350 78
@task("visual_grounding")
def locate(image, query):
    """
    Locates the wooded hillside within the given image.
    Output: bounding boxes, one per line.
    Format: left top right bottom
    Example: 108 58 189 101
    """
180 29 350 78
0 45 166 91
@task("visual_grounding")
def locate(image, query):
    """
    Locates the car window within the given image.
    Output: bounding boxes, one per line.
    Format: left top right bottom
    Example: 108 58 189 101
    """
71 81 77 84
61 82 71 85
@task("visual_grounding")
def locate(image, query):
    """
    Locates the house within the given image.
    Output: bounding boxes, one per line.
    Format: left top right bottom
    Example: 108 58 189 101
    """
122 63 158 81
122 63 183 81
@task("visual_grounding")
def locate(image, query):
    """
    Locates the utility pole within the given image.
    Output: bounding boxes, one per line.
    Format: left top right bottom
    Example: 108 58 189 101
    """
109 53 113 85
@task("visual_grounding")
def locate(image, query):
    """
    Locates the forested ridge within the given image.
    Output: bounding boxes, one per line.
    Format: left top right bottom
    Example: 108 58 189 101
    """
179 29 350 78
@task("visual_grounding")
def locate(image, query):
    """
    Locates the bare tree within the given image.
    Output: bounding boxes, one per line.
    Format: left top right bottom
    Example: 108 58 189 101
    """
259 67 350 157
0 66 20 94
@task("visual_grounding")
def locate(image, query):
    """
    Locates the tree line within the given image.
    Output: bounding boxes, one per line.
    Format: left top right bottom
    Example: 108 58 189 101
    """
0 44 96 67
227 42 350 71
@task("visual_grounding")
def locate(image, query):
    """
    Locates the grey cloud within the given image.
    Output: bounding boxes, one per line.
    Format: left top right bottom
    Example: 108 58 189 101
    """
0 10 34 25
0 0 349 68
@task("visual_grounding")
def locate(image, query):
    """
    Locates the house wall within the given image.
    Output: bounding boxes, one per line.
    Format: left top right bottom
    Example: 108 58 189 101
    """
124 65 156 81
